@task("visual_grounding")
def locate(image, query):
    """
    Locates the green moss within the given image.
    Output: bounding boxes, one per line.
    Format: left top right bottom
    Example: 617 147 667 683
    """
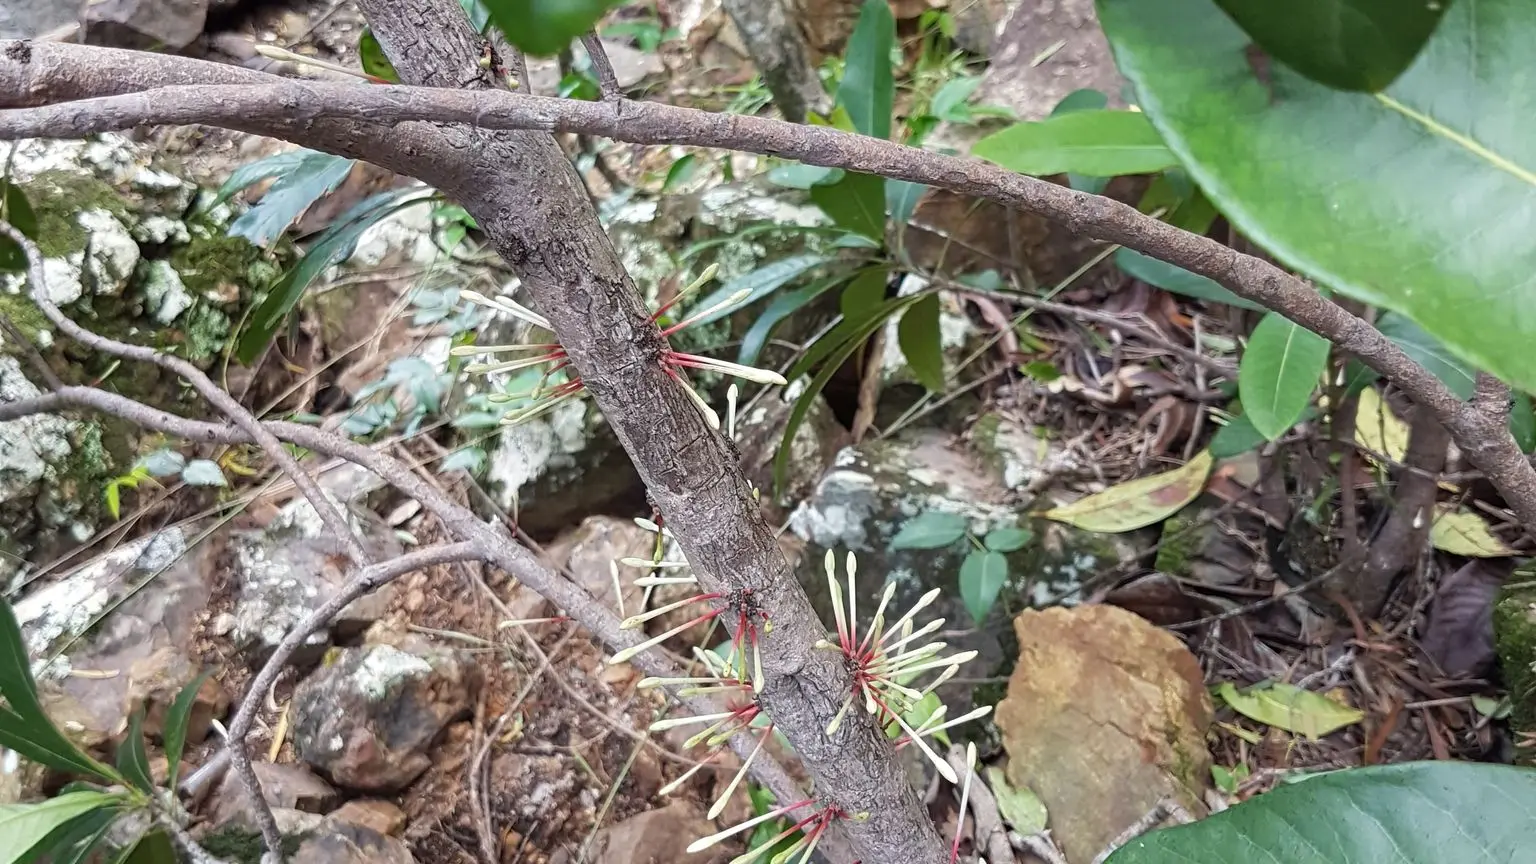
168 228 264 301
200 827 307 864
0 291 49 344
1154 508 1203 578
19 171 129 258
1494 577 1536 763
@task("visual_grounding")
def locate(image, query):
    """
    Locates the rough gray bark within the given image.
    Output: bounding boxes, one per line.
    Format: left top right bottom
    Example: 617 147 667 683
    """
722 0 830 122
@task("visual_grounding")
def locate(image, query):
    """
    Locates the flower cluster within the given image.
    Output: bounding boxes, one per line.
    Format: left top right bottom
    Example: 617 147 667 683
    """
454 265 785 428
688 798 859 864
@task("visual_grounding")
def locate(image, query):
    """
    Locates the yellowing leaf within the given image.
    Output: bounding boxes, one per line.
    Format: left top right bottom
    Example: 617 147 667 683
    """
1215 681 1364 740
1041 449 1213 532
1353 387 1408 463
1430 506 1518 557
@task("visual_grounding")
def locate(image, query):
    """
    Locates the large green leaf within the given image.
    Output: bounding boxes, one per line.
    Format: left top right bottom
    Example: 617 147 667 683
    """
897 293 945 391
839 0 895 140
1213 0 1450 92
0 602 116 781
1105 762 1536 863
0 792 122 864
1238 312 1330 440
236 188 429 363
117 830 176 864
227 151 355 247
485 0 627 57
811 172 887 241
972 110 1178 177
1099 0 1536 395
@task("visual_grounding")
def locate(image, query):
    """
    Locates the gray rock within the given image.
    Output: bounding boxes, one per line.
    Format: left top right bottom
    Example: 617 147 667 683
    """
977 0 1126 123
0 357 73 505
206 761 340 831
81 0 210 51
291 818 417 864
228 497 401 666
0 1 79 39
290 640 479 792
588 801 723 864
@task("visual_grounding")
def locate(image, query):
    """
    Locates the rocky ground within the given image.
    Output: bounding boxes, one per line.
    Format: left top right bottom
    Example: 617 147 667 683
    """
2 2 1531 864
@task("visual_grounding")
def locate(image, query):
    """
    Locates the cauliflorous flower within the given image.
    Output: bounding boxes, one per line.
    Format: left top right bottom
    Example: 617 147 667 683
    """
454 266 785 428
687 798 859 864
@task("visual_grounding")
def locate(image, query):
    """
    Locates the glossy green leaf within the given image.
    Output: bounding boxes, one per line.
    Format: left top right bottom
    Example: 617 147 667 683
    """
0 792 122 864
1099 0 1536 395
117 830 176 864
839 268 888 318
1115 249 1263 311
161 671 211 791
1104 762 1536 864
766 164 843 189
1238 312 1330 440
839 0 895 140
738 270 860 366
972 110 1177 177
1213 0 1450 92
661 154 698 193
115 711 154 794
890 511 968 550
0 181 38 273
484 0 627 57
357 28 399 82
1512 392 1536 453
1049 88 1112 193
885 179 926 226
34 807 120 864
897 293 945 391
960 550 1008 624
227 152 355 247
237 188 428 363
179 460 227 488
811 171 886 241
929 75 984 123
1375 311 1476 400
0 602 116 781
983 526 1033 553
687 254 835 330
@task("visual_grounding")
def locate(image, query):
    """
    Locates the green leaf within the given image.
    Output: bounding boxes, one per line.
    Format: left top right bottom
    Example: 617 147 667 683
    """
661 154 698 193
766 164 843 189
357 28 399 82
0 181 38 273
161 670 212 791
179 460 226 488
1238 312 1330 440
929 75 984 123
810 172 886 241
1213 0 1450 92
1115 249 1263 311
1216 681 1364 739
1043 450 1213 532
738 270 860 366
1430 505 1518 557
237 187 427 363
0 792 123 864
0 602 116 781
103 484 122 521
1375 311 1476 400
484 0 627 57
460 0 493 32
983 527 1033 553
896 293 945 391
115 711 154 794
960 550 1008 624
117 830 176 864
211 150 312 207
972 110 1177 177
1209 411 1266 458
1051 88 1109 115
839 268 888 319
1512 392 1536 453
32 807 120 864
885 179 926 226
890 511 969 550
1099 0 1536 396
1105 762 1536 864
839 0 895 140
985 767 1047 835
227 152 355 247
686 254 835 331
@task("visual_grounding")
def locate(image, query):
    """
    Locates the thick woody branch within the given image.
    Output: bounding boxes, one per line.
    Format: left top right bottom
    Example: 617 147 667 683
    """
0 54 1530 534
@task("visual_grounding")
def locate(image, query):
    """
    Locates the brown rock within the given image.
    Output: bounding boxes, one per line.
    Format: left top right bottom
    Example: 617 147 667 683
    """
206 762 340 830
995 605 1212 864
542 516 655 615
329 799 407 837
588 801 731 864
290 641 480 792
291 818 416 864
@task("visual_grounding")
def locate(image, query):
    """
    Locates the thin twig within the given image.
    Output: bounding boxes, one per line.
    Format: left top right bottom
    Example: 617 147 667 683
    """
579 33 622 100
1090 798 1194 864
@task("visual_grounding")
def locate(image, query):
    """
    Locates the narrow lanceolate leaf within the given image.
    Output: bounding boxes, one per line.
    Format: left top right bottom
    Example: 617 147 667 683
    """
1375 312 1476 400
685 255 834 331
959 550 1008 625
896 293 945 391
971 110 1178 177
1115 249 1263 311
0 602 116 780
1042 450 1212 532
839 0 895 140
1099 0 1536 395
1213 0 1450 92
0 792 123 864
890 511 969 550
1104 762 1536 864
0 181 38 273
115 710 154 794
162 670 213 790
885 179 927 227
1430 506 1519 558
1238 312 1330 440
227 152 355 246
1215 681 1363 740
811 172 886 241
738 270 859 366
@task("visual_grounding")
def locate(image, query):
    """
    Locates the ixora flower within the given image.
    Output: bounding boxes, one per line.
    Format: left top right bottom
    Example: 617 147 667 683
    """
687 798 861 864
454 265 786 428
818 550 991 784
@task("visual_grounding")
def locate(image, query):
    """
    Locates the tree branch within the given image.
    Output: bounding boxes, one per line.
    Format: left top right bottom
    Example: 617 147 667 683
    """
0 51 1529 535
580 33 622 100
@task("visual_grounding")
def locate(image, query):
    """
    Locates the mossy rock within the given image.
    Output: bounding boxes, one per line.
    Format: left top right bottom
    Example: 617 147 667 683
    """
1493 575 1536 762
